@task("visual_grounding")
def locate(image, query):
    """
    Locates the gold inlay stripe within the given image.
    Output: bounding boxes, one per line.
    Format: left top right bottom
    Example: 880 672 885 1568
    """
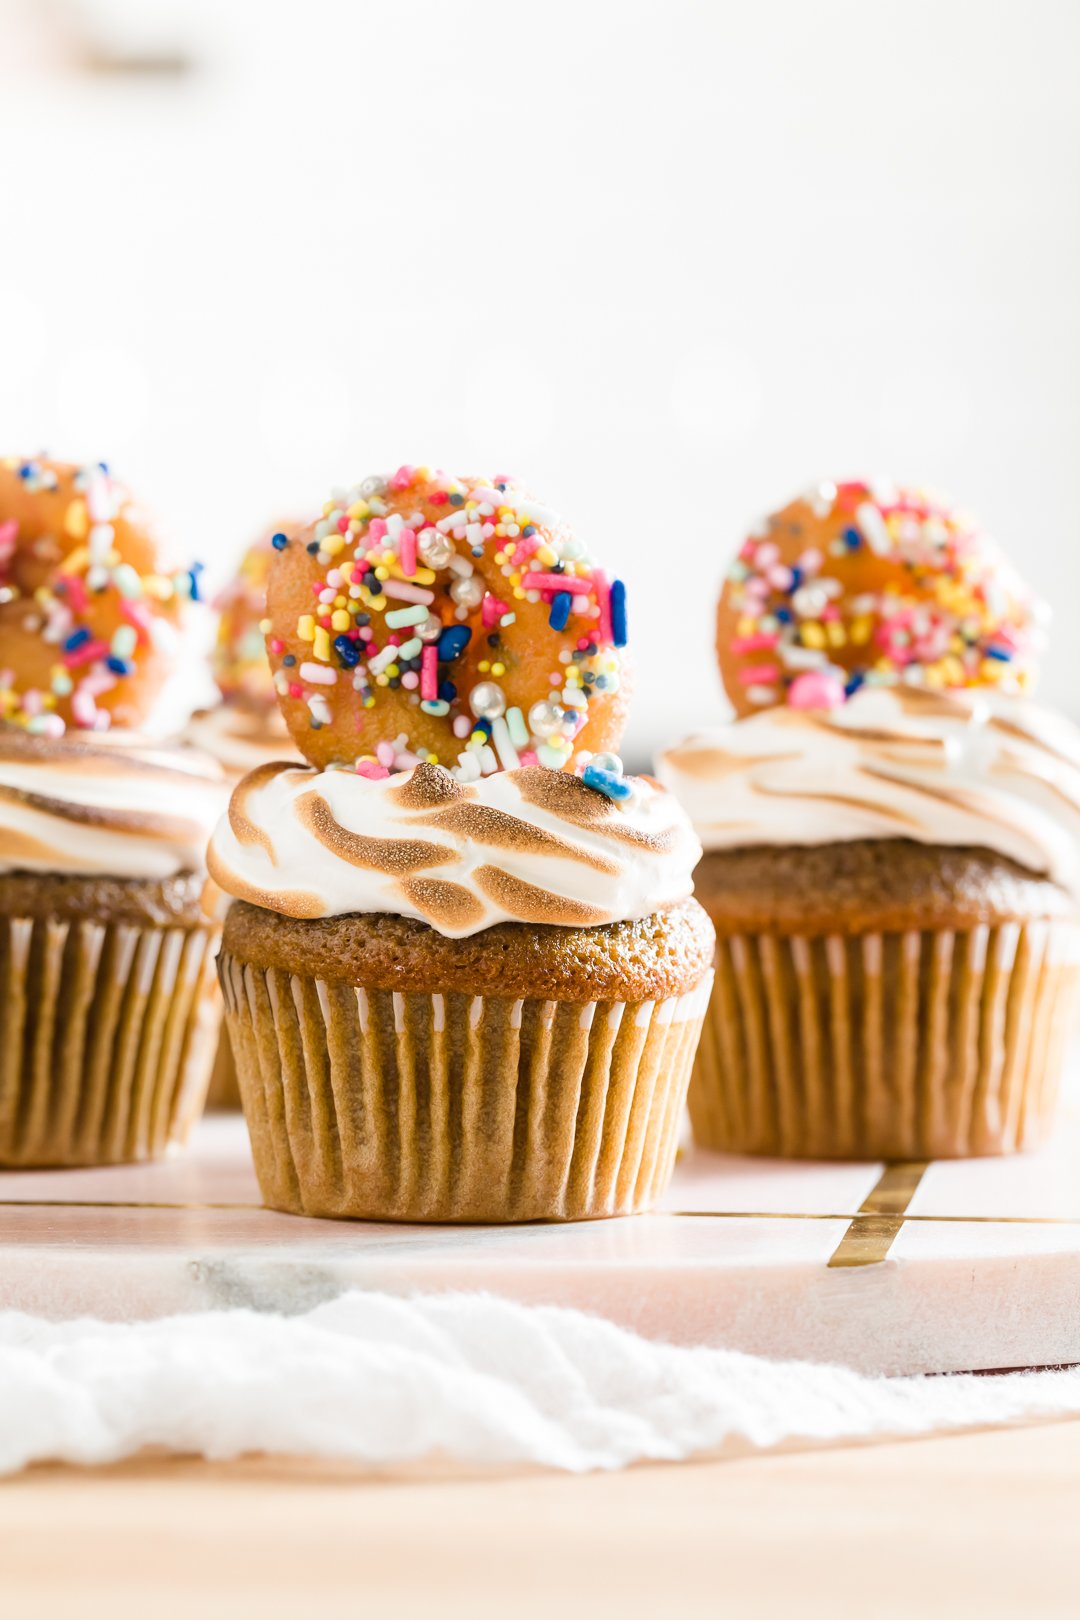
827 1161 930 1268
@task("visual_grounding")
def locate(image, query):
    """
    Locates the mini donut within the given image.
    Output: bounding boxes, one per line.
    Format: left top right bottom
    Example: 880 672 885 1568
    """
213 521 298 713
716 479 1043 717
0 456 201 735
263 465 630 778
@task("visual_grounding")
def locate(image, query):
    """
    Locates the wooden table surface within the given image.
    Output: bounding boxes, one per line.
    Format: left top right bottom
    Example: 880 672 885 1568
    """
4 1421 1079 1619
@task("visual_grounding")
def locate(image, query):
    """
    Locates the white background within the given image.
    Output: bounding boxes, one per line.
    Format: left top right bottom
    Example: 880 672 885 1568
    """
1 0 1078 763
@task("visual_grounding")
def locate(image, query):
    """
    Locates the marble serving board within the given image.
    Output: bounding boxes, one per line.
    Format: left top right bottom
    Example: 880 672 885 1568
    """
4 1078 1080 1377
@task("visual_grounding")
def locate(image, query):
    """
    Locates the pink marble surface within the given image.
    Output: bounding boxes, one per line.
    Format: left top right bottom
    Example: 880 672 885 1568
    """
2 1100 1080 1376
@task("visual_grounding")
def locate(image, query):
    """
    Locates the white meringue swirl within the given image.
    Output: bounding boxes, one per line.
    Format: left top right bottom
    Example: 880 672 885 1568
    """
657 688 1080 893
0 731 229 880
207 761 701 938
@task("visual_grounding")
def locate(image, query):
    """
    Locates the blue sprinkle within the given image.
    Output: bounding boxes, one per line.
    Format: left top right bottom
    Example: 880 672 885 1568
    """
449 492 465 507
437 624 472 663
188 563 204 601
282 654 296 667
18 464 31 479
438 680 457 703
522 524 536 537
271 532 289 551
844 674 865 698
583 764 633 801
106 656 133 676
843 527 861 550
472 716 493 738
787 566 802 592
548 590 571 632
64 628 91 652
985 645 1013 661
776 607 792 623
609 578 628 647
333 635 360 668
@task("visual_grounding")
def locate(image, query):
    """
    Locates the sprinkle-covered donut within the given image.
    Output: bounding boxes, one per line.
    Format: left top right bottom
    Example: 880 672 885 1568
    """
263 465 630 779
0 456 202 735
716 479 1043 716
213 522 295 712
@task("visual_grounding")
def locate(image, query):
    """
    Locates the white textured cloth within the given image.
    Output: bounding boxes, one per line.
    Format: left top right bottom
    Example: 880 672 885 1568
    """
3 1291 1080 1476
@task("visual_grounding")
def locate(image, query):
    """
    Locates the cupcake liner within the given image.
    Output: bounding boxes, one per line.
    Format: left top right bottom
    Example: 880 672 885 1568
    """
219 951 713 1221
0 913 221 1167
690 923 1080 1160
206 1032 243 1110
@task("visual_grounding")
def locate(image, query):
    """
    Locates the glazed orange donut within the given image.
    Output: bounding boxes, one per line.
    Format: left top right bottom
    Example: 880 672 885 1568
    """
263 465 630 778
716 479 1043 717
0 456 201 735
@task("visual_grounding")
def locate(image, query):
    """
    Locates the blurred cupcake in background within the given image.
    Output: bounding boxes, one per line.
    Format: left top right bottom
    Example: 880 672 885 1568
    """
0 456 228 1164
659 479 1080 1161
184 523 301 781
185 523 303 1108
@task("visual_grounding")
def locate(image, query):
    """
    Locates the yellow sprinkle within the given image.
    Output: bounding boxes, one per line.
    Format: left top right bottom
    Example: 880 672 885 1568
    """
331 610 351 631
375 674 389 687
323 536 344 557
386 664 399 679
494 552 507 566
259 617 272 634
536 546 557 567
491 662 506 677
513 587 526 600
64 500 88 540
374 566 389 581
347 500 370 520
313 627 331 662
825 621 846 649
800 622 826 650
478 660 491 673
850 616 872 646
297 615 316 641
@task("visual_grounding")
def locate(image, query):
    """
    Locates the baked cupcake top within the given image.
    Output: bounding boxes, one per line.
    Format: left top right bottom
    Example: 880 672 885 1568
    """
208 760 700 939
658 686 1080 893
0 730 229 880
183 703 295 782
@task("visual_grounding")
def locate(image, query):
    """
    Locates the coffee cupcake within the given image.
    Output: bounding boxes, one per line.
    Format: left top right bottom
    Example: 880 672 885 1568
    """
659 480 1080 1160
208 760 712 1221
207 465 712 1220
0 732 227 1165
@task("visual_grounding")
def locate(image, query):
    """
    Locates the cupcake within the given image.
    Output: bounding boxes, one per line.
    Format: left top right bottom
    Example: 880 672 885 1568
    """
0 455 228 1165
185 524 302 1107
659 479 1080 1160
208 465 714 1221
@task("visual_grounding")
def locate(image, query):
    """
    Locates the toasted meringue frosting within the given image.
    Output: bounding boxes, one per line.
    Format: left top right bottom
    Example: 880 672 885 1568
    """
208 761 701 938
0 730 229 880
657 687 1080 893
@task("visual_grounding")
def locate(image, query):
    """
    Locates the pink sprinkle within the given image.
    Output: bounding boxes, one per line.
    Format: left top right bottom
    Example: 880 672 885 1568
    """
737 663 780 685
337 515 349 534
288 682 303 699
754 542 780 569
482 593 508 628
576 637 590 651
381 579 435 606
401 671 419 690
398 527 417 577
452 715 472 739
730 633 780 655
368 518 388 544
60 574 90 614
788 671 846 710
358 626 374 641
799 548 823 575
0 519 16 569
390 465 414 492
269 637 284 655
591 569 613 645
376 742 396 766
421 645 438 701
518 749 539 768
63 639 109 670
768 565 794 590
71 692 97 727
356 760 391 780
521 572 594 595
